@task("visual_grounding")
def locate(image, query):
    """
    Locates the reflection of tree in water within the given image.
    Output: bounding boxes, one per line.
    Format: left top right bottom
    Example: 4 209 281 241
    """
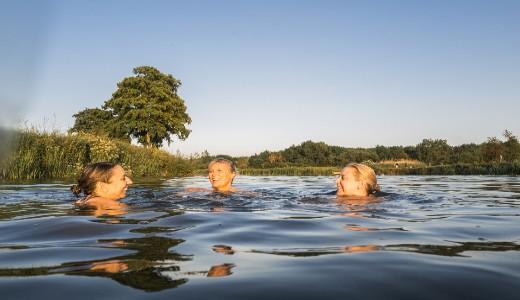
385 241 520 257
0 236 191 292
251 241 520 257
0 202 66 220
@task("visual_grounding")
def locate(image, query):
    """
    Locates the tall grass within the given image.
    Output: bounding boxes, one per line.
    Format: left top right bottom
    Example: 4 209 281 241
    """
377 163 520 176
240 163 520 176
240 167 339 176
0 130 194 181
2 129 518 181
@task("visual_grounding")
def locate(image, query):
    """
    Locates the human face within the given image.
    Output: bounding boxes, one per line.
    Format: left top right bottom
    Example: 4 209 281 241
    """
336 166 368 197
98 165 133 200
208 162 236 192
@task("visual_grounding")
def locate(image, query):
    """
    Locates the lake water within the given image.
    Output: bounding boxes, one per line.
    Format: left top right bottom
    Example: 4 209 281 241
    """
1 175 519 300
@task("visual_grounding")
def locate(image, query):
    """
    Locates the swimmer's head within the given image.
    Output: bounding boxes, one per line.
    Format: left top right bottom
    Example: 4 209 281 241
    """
336 163 380 197
71 162 132 200
208 158 237 192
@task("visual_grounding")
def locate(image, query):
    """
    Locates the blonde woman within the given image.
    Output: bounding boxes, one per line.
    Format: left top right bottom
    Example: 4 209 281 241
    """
336 163 380 197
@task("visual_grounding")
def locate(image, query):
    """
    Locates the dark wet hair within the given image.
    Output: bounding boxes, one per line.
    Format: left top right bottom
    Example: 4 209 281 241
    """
208 158 237 173
71 162 119 197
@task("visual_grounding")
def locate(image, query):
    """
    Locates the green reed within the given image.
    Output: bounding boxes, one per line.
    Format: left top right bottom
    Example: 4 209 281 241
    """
0 130 195 181
239 166 339 176
2 129 517 181
377 162 520 176
240 163 520 176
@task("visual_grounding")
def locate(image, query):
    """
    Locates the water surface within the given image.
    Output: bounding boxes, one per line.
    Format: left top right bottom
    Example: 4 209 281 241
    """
1 176 519 299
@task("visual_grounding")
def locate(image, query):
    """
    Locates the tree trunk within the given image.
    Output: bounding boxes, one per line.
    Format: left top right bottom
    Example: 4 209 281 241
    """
145 132 151 148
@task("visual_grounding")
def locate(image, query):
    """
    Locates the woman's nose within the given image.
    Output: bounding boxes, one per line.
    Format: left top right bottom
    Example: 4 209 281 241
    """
126 176 133 185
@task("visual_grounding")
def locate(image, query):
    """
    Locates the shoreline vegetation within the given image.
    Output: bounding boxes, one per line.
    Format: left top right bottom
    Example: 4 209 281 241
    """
238 163 520 176
1 128 519 181
0 129 192 181
3 67 517 181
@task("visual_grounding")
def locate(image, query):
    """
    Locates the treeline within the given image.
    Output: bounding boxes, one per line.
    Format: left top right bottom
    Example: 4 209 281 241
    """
2 128 519 180
0 129 193 181
188 130 520 175
242 130 520 169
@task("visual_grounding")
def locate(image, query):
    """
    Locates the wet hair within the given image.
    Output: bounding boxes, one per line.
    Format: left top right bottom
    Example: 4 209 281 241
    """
71 162 119 197
344 163 381 194
208 158 237 173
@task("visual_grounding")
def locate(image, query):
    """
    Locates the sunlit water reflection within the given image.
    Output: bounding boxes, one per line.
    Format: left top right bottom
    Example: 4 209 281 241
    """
0 176 519 299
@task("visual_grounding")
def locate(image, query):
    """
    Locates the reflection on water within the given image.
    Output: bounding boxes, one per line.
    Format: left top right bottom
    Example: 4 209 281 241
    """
0 176 520 299
250 241 520 257
206 263 235 277
0 236 189 291
76 200 128 217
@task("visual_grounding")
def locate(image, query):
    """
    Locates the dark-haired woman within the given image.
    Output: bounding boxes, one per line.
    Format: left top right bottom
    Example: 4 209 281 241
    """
71 162 133 216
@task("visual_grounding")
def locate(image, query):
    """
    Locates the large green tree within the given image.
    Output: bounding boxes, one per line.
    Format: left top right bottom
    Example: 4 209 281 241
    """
103 66 191 148
70 66 191 147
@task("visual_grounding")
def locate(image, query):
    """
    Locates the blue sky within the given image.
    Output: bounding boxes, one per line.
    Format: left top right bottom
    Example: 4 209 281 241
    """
2 0 519 156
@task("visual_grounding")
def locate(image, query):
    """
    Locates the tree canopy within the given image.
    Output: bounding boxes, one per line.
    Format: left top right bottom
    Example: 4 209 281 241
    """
70 66 191 148
416 139 452 165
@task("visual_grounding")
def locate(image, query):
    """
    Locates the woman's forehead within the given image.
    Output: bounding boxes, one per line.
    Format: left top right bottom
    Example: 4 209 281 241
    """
209 162 231 169
111 165 125 175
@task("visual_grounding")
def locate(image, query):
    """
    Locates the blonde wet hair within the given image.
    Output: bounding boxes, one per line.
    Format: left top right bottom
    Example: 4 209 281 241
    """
344 163 381 194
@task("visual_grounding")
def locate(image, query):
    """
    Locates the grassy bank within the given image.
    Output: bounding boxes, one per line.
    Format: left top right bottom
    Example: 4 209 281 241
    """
376 162 520 176
239 162 520 176
1 129 518 181
238 166 339 176
0 130 194 181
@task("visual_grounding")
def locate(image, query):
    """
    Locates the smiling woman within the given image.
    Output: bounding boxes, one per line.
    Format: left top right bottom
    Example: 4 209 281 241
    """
208 158 237 193
184 158 238 194
72 162 133 215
